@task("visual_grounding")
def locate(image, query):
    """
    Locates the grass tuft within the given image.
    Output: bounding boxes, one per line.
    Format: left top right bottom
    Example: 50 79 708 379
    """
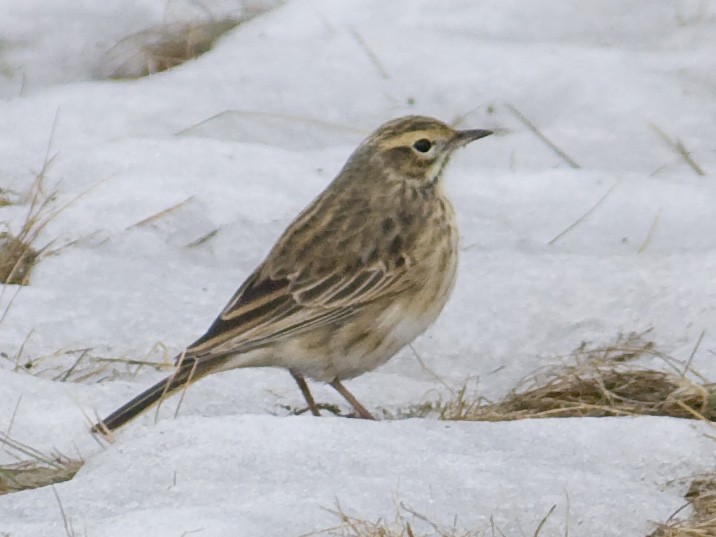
0 188 14 207
98 4 283 80
649 474 716 536
99 19 243 79
0 233 39 285
0 158 57 285
309 500 560 537
441 366 715 422
0 432 83 495
310 501 482 537
400 331 715 422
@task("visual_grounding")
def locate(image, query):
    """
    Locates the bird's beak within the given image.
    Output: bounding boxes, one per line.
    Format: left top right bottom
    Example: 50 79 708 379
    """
450 128 493 149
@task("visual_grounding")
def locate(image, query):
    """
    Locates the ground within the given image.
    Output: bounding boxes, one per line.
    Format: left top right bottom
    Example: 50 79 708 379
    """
0 1 715 536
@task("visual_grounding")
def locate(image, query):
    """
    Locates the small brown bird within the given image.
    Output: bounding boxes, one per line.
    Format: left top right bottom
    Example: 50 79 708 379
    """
93 115 492 433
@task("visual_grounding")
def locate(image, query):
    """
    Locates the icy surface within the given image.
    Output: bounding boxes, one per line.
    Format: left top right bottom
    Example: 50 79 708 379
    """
1 1 715 536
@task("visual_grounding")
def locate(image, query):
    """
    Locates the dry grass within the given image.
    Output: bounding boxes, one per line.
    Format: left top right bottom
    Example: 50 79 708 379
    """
52 485 84 537
0 159 57 285
649 474 716 536
547 180 619 246
309 500 560 537
309 501 480 537
5 342 174 383
403 331 715 422
1 120 113 287
0 187 13 207
651 123 706 177
99 19 242 79
0 432 83 495
0 233 39 285
504 102 580 169
99 3 282 80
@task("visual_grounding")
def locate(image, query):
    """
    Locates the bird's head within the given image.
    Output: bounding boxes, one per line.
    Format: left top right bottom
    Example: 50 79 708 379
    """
356 115 493 188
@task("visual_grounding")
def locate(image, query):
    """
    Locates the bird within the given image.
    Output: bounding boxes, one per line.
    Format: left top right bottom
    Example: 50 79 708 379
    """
92 115 492 433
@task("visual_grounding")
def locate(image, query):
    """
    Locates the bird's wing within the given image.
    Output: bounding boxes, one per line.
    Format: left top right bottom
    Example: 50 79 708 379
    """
184 258 412 358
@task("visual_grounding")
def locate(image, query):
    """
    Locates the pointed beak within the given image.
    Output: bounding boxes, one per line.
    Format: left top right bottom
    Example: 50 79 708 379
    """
450 128 493 149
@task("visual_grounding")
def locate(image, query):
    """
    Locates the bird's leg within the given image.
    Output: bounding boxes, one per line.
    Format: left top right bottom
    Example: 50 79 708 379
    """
329 378 375 420
289 370 321 416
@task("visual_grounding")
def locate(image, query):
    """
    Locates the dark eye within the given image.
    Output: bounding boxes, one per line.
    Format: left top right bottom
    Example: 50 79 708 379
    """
412 138 432 153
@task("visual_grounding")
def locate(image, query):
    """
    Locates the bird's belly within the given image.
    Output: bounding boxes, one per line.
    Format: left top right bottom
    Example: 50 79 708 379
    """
280 293 445 382
254 237 458 383
334 306 433 380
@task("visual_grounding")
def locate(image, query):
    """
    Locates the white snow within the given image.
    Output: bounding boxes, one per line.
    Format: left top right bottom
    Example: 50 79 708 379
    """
1 1 715 535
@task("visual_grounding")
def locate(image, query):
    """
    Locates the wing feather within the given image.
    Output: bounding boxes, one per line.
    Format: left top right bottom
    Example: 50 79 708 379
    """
183 179 418 360
184 258 412 359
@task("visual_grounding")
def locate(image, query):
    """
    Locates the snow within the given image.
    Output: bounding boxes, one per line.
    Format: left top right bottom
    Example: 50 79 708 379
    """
3 416 714 537
1 1 715 535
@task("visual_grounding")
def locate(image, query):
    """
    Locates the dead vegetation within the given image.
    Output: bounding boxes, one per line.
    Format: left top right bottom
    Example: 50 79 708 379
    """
4 341 174 383
316 503 478 537
99 19 242 79
0 153 101 286
0 432 83 495
650 474 716 537
0 187 13 207
311 475 716 537
398 331 715 423
504 102 580 169
0 233 39 285
310 500 559 537
0 160 57 285
98 4 281 79
0 111 112 287
651 123 706 177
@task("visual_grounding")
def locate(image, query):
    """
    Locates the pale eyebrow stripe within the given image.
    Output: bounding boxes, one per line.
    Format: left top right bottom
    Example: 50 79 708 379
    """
378 131 438 150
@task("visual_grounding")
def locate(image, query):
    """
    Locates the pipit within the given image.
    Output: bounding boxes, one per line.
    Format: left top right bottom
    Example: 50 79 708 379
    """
93 115 492 433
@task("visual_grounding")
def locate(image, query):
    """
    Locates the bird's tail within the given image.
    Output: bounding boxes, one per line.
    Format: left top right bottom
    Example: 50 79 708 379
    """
92 359 212 434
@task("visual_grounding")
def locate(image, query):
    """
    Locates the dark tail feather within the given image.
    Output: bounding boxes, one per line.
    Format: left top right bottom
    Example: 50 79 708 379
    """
92 360 210 433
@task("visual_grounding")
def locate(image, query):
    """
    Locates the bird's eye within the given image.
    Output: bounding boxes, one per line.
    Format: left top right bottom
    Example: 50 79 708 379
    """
412 138 432 153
